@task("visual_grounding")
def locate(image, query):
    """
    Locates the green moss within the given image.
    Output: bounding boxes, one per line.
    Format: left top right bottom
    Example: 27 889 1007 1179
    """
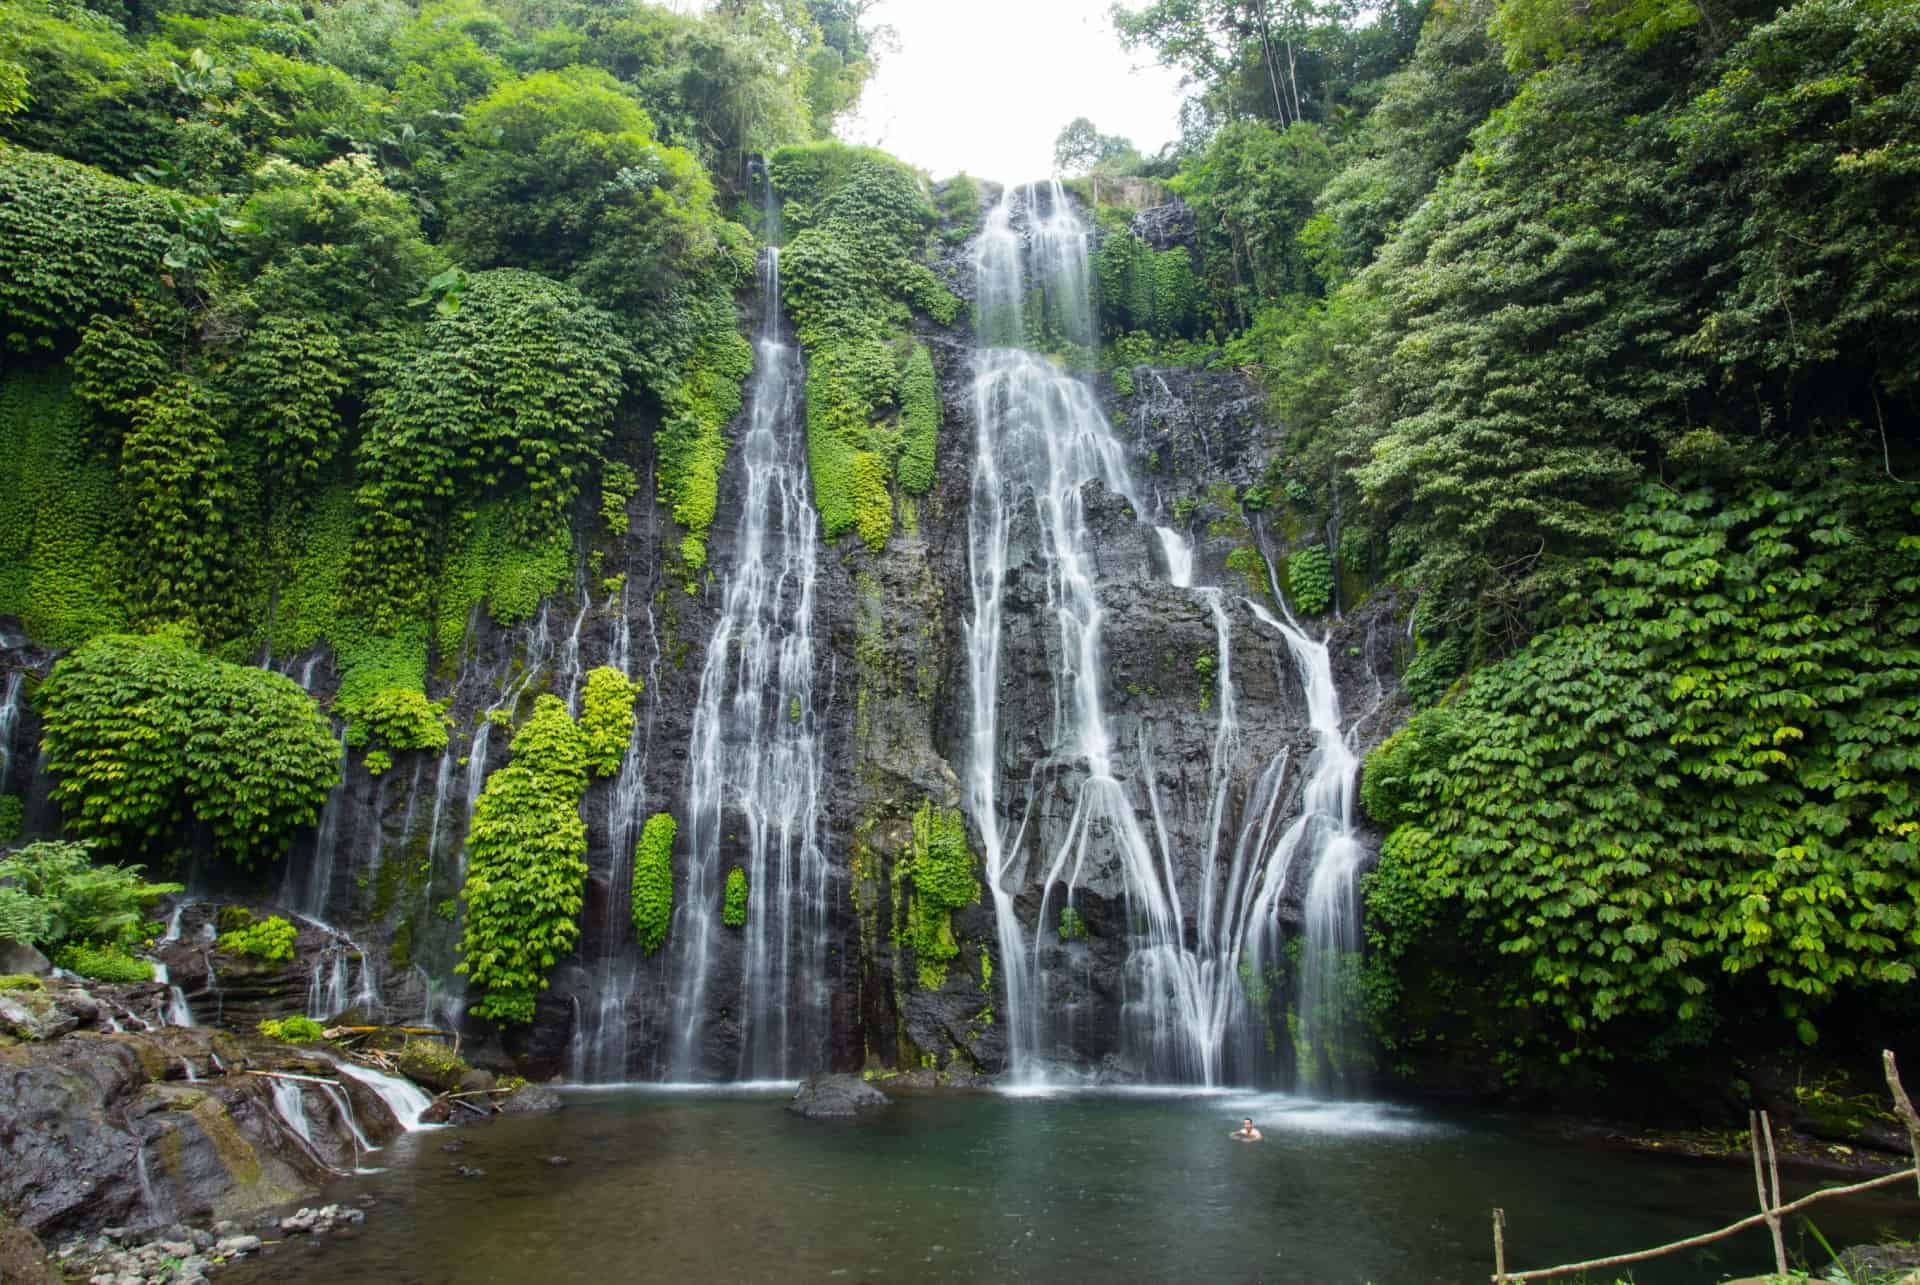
631 811 675 954
0 974 44 992
896 343 939 495
599 459 638 537
1225 545 1269 598
723 865 748 928
257 1015 325 1042
902 799 978 991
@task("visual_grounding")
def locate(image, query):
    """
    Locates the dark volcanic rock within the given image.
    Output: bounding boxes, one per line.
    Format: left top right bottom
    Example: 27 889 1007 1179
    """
497 1084 563 1115
0 941 50 977
0 985 408 1239
787 1072 890 1119
0 1211 56 1285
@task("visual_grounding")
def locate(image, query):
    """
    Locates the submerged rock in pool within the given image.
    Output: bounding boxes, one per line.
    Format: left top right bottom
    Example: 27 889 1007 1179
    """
788 1073 890 1119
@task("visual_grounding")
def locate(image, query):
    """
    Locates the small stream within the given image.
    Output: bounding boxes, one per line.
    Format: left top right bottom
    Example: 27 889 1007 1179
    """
218 1090 1916 1284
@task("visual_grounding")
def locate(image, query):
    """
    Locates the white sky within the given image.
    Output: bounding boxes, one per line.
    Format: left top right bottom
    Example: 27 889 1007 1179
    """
840 0 1189 186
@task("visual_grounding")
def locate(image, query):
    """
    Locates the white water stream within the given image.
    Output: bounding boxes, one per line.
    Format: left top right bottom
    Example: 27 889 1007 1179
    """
664 242 828 1080
966 183 1367 1088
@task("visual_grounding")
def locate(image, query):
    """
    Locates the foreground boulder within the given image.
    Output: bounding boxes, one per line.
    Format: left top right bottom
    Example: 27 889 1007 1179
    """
0 978 410 1239
787 1072 890 1119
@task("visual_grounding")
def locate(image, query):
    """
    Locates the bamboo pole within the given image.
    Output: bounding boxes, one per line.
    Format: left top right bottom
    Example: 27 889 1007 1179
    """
1887 1051 1920 1198
1758 1114 1789 1275
1492 1208 1507 1284
1497 1167 1918 1282
1748 1112 1779 1272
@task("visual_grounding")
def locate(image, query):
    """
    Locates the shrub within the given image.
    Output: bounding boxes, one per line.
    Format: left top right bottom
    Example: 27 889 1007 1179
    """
218 914 297 963
258 1014 325 1042
53 942 153 983
339 686 449 756
0 794 21 844
1285 545 1333 616
631 812 675 955
37 635 339 865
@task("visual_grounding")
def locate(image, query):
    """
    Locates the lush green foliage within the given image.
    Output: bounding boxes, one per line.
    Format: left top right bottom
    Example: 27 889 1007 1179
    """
0 795 20 845
896 343 939 496
258 1014 325 1041
0 143 172 351
579 665 638 777
218 913 297 962
631 811 674 955
903 800 978 990
0 839 180 949
1284 544 1333 617
352 268 630 626
0 371 127 646
53 941 153 982
599 460 637 537
1094 218 1205 341
456 694 589 1024
652 282 753 574
773 142 957 550
340 685 450 756
1363 477 1920 1065
722 864 747 928
37 635 339 864
121 378 239 638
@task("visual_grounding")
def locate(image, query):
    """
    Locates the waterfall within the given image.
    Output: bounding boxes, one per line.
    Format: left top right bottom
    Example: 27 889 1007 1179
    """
153 961 195 1027
664 241 828 1081
335 1059 435 1131
569 577 665 1082
0 669 22 792
965 184 1369 1088
286 728 349 915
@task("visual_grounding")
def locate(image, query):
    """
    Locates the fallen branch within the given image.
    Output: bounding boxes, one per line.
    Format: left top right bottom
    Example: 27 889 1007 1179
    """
244 1069 343 1087
1493 1167 1919 1282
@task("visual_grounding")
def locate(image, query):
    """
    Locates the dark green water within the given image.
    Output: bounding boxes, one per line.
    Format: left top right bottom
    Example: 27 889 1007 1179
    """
222 1087 1916 1285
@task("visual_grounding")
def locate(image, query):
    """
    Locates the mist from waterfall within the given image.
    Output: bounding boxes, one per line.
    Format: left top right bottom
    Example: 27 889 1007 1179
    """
965 182 1367 1089
663 240 828 1081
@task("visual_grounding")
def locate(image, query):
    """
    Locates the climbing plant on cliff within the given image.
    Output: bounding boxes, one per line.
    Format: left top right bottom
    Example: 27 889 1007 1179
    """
902 799 979 990
1361 474 1920 1068
456 694 590 1025
773 143 958 550
631 811 675 955
580 665 640 777
351 269 631 628
36 634 340 865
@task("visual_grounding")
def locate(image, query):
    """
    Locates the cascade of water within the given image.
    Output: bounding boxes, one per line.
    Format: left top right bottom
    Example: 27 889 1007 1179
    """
335 1059 435 1131
153 961 195 1027
288 729 349 915
965 184 1367 1088
570 576 666 1082
0 669 22 792
315 1079 374 1168
558 573 591 717
271 1078 313 1148
664 241 828 1081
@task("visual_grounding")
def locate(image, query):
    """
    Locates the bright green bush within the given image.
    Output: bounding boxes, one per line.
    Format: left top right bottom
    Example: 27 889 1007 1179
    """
579 666 639 777
0 794 21 844
722 866 747 928
652 285 753 575
218 914 297 962
903 800 977 990
340 686 450 756
37 634 340 865
1285 545 1333 616
119 378 240 639
0 840 180 950
258 1014 325 1042
599 460 638 537
631 811 675 955
54 942 153 983
456 694 590 1024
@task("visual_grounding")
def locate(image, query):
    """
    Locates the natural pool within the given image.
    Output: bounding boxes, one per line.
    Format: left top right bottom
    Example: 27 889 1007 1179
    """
222 1086 1917 1285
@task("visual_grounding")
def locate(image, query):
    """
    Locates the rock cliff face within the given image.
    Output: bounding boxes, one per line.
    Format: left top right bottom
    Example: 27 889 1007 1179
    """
0 195 1407 1086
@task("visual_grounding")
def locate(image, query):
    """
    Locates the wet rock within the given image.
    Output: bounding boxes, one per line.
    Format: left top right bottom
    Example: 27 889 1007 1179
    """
0 989 80 1041
497 1084 562 1115
439 1139 466 1153
214 1234 261 1256
1129 199 1196 251
0 1211 58 1285
395 1040 468 1094
457 1067 497 1093
0 940 51 977
452 1164 486 1179
788 1072 890 1119
543 1155 570 1167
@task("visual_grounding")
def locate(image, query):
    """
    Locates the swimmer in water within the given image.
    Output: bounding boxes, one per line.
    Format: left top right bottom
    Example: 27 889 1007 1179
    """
1231 1117 1263 1142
